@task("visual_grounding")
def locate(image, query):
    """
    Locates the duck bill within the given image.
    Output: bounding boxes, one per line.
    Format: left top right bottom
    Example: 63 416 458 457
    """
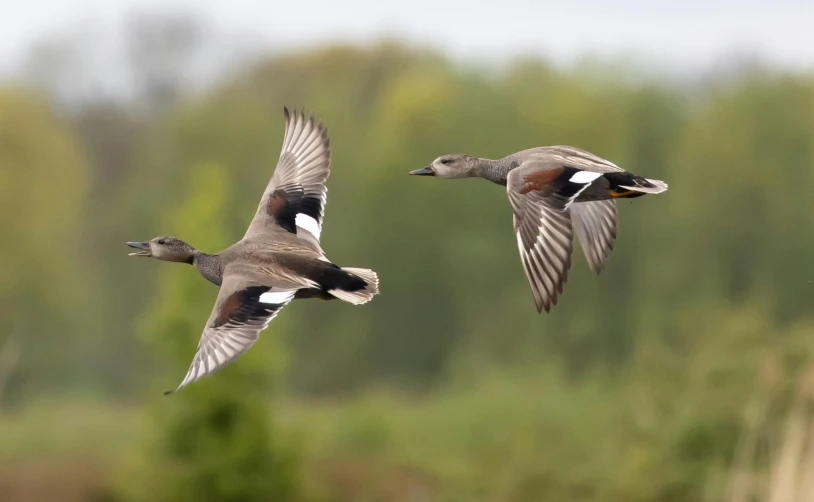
409 166 435 176
127 241 152 257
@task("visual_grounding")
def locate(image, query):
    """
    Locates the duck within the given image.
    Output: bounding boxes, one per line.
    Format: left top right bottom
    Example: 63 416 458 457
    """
128 107 379 393
410 146 666 313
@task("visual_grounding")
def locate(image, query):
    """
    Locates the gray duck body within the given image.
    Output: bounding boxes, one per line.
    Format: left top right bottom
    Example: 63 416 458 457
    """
411 145 667 313
127 108 379 392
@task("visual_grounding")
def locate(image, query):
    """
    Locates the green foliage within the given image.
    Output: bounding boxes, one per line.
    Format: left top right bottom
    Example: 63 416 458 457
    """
287 305 814 502
123 163 298 502
0 89 93 401
2 41 814 501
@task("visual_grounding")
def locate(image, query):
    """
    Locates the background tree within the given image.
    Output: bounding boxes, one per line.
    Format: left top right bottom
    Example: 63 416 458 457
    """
0 90 92 403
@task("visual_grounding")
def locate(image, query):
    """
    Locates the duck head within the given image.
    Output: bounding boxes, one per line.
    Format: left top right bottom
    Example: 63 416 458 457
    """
127 236 195 263
410 154 479 179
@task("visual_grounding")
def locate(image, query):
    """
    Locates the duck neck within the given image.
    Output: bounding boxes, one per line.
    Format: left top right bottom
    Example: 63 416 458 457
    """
192 250 223 286
475 157 517 186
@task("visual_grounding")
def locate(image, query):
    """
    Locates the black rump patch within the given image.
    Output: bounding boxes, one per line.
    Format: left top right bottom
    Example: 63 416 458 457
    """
294 288 335 300
315 265 367 292
296 261 367 293
602 172 630 187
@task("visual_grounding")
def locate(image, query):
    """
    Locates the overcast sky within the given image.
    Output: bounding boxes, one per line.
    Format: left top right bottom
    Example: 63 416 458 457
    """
1 0 812 74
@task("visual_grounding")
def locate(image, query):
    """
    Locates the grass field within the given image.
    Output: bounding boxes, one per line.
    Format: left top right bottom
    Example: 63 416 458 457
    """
4 361 813 502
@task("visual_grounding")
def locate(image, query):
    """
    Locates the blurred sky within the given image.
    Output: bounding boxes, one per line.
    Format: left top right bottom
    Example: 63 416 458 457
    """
2 0 812 75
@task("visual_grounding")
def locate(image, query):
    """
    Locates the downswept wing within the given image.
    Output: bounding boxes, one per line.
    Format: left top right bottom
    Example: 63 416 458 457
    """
244 108 331 246
570 200 617 275
506 165 574 313
518 147 620 275
167 274 297 393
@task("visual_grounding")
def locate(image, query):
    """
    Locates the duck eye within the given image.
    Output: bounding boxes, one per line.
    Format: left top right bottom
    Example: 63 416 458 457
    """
157 239 166 245
440 159 451 165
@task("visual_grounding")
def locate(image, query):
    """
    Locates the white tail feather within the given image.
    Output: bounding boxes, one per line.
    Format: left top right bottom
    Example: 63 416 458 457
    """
619 178 668 194
329 267 379 305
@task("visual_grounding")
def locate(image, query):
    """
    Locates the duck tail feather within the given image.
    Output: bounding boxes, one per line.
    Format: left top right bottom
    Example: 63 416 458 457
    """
619 177 668 194
329 267 379 305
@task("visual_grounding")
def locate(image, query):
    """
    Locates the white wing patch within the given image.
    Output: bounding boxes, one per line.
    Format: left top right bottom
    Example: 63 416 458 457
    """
259 290 296 304
295 213 322 240
569 170 603 184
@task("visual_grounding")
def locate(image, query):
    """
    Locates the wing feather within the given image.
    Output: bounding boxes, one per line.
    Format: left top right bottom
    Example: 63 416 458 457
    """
244 108 331 244
570 200 617 274
507 166 574 313
167 275 295 393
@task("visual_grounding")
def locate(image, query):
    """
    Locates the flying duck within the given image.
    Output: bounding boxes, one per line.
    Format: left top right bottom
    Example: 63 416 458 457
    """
128 108 379 392
410 146 666 313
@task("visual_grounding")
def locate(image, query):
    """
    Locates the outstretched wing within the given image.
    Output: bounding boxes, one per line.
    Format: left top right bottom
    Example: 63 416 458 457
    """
244 107 331 247
167 274 296 393
506 165 574 313
570 200 617 275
